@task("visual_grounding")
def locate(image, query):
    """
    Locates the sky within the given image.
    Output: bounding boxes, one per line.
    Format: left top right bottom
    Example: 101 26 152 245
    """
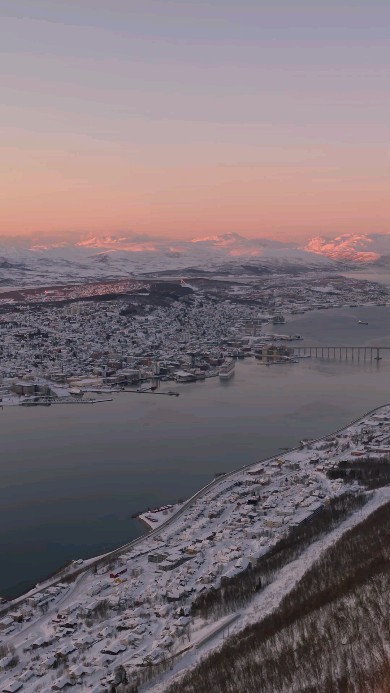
1 1 389 242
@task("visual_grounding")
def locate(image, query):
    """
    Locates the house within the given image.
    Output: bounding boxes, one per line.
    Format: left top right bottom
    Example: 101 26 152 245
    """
0 616 14 631
55 643 77 658
68 664 92 680
101 642 127 656
158 553 193 571
166 587 192 602
148 551 169 564
2 681 23 693
51 676 75 690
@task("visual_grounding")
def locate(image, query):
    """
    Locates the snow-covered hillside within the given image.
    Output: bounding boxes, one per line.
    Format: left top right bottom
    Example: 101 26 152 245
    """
1 407 390 692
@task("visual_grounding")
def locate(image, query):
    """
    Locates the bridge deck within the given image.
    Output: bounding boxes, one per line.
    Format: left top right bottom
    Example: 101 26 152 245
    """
293 346 390 350
292 345 389 359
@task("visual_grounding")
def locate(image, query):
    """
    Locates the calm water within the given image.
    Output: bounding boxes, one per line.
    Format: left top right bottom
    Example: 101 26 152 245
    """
342 269 390 287
1 305 390 597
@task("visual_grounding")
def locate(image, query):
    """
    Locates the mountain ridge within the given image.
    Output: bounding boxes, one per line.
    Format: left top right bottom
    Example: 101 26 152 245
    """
0 231 389 287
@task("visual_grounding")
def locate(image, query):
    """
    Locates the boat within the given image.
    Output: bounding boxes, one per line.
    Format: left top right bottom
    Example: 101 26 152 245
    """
219 358 235 379
358 320 368 325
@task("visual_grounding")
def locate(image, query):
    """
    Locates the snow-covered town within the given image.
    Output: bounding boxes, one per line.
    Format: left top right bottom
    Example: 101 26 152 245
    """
1 405 390 691
4 0 390 686
0 274 388 406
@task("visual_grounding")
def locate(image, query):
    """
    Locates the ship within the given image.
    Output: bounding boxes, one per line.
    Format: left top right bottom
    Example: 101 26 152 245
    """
358 320 368 325
219 358 235 379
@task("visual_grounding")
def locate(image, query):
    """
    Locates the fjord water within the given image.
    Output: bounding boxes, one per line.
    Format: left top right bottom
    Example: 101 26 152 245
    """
1 305 390 597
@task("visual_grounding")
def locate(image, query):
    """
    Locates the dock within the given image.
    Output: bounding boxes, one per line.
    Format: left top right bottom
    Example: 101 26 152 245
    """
122 389 180 396
52 398 114 404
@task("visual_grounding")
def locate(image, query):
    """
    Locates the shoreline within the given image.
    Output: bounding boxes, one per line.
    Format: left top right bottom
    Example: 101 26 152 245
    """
1 303 389 409
1 399 389 612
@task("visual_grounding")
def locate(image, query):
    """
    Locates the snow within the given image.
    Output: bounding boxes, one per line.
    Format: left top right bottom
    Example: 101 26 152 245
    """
2 405 390 692
138 506 179 529
149 486 390 692
0 232 344 290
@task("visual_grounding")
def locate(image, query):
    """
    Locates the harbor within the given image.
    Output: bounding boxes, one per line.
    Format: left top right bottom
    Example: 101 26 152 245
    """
1 305 390 596
1 351 390 595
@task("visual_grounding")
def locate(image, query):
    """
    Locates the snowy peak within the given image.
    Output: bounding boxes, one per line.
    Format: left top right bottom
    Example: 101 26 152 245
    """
76 235 158 253
0 230 389 288
304 233 390 264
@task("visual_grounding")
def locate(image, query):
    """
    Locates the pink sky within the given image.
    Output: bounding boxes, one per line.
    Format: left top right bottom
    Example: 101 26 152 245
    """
1 1 389 242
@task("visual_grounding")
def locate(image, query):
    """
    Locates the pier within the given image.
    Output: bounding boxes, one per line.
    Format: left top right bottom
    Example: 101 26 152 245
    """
123 389 180 396
293 346 390 361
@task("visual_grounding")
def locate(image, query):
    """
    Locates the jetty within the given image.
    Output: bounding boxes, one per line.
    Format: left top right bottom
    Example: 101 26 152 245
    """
122 389 180 396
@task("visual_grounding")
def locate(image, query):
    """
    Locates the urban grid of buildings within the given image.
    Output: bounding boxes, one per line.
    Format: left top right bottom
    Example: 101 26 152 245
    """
0 273 387 405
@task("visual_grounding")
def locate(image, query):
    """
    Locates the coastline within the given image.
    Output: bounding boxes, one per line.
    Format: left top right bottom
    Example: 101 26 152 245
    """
3 297 390 598
3 400 390 691
2 399 390 613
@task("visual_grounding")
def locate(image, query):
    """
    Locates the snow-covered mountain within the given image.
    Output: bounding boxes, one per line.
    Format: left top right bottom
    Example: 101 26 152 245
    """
304 233 390 265
0 231 387 288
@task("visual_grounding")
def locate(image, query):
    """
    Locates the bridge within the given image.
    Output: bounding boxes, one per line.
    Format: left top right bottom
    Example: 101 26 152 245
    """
292 346 390 361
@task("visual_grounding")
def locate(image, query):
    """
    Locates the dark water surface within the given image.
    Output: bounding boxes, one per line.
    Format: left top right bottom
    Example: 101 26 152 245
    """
342 269 390 287
1 305 390 597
